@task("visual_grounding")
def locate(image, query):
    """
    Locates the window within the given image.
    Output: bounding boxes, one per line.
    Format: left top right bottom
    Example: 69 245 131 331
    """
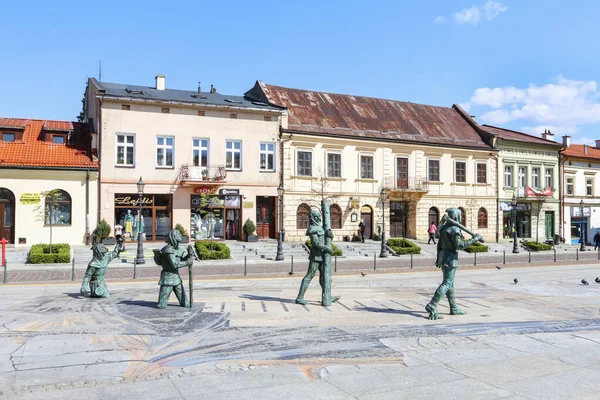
2 132 15 142
532 168 540 189
504 166 513 187
327 153 341 177
156 136 174 167
360 155 373 179
121 104 130 110
428 159 440 182
259 143 275 171
161 107 170 114
52 135 66 144
297 151 312 176
566 177 574 195
477 207 488 229
192 139 209 167
116 134 135 166
458 207 467 226
264 116 271 121
225 140 242 170
198 110 205 116
230 113 237 119
518 167 527 187
455 161 466 183
45 190 71 225
296 203 310 229
331 204 342 229
476 163 487 183
587 178 594 196
545 168 553 189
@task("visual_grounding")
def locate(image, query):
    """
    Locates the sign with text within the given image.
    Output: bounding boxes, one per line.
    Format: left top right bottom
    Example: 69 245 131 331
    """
571 207 591 217
219 188 240 195
193 187 218 195
243 201 254 209
114 195 153 206
20 193 40 205
500 202 531 212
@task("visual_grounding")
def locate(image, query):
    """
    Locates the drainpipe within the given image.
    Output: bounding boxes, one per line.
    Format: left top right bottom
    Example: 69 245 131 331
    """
85 169 90 244
559 154 564 241
491 153 500 242
279 128 292 241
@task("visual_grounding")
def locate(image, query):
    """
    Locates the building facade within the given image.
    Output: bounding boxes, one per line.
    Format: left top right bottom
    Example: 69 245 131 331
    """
484 126 562 243
245 82 498 242
85 75 283 242
561 137 600 245
0 118 98 246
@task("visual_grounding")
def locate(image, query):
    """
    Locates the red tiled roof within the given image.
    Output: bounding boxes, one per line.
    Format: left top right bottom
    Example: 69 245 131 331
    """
0 118 98 169
562 144 600 160
482 125 562 147
248 82 491 149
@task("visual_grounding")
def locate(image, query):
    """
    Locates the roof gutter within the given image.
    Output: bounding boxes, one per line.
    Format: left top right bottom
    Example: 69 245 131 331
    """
0 165 98 171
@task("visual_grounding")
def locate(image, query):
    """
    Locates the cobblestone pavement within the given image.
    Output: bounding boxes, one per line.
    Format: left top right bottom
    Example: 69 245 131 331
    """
1 264 600 399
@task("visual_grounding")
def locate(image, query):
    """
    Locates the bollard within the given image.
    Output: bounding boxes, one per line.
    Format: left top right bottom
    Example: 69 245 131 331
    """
528 249 531 263
598 247 599 261
244 256 247 276
373 253 377 270
334 255 337 272
474 251 477 266
576 248 579 261
291 255 294 274
410 253 413 269
503 250 506 265
3 259 6 284
71 258 75 281
133 258 137 279
554 248 557 262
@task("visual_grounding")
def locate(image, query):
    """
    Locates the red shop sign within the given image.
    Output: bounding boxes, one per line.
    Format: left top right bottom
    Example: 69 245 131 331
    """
193 187 218 195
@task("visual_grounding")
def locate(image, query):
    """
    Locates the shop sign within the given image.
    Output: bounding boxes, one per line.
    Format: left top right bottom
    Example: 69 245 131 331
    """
193 187 218 195
571 207 591 217
243 201 254 209
219 188 240 195
114 195 153 206
20 193 40 205
500 202 531 212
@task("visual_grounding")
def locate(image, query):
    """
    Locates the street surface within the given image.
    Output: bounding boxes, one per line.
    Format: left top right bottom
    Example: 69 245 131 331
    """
1 264 600 399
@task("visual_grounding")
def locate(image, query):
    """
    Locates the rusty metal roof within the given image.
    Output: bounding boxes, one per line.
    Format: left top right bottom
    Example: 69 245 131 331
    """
482 125 563 147
246 81 491 149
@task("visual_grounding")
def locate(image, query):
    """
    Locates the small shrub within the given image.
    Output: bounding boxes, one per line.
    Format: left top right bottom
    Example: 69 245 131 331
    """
343 235 351 242
464 241 489 253
174 223 188 237
386 238 421 255
96 219 111 241
243 219 256 236
29 243 71 264
372 233 382 241
522 241 552 251
304 240 343 256
194 241 231 260
351 233 362 242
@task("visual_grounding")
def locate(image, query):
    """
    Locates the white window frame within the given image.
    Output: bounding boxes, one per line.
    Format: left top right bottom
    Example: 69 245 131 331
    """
504 166 513 188
428 158 440 182
156 136 175 168
192 138 209 168
116 133 135 166
587 178 594 196
518 166 527 187
566 177 574 195
545 168 553 189
259 142 276 172
454 160 467 183
225 140 242 170
297 150 312 176
531 167 540 189
327 152 342 178
360 154 374 179
476 162 487 184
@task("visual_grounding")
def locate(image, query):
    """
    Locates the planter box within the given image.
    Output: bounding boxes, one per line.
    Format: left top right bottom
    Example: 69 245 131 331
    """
102 238 116 245
246 235 258 242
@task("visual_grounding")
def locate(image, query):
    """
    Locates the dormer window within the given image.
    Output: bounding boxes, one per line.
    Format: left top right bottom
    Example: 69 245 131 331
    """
2 130 22 142
2 132 15 142
53 135 66 144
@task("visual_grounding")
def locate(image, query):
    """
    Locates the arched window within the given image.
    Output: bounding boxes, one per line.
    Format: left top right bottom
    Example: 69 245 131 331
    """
45 189 71 225
331 204 343 229
296 203 310 229
428 207 439 226
478 207 488 229
458 207 467 226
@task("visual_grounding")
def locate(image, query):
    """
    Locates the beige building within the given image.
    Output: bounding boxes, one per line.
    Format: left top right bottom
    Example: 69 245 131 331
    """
0 118 98 246
245 82 498 242
85 75 283 242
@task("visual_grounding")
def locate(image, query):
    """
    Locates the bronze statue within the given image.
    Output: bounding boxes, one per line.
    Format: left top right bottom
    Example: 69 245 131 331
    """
154 229 195 309
426 208 482 320
80 243 123 298
295 199 339 306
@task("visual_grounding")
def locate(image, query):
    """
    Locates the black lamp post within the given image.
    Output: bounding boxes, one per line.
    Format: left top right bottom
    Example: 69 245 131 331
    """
135 176 145 264
275 183 284 261
379 188 388 258
580 199 586 251
512 194 519 254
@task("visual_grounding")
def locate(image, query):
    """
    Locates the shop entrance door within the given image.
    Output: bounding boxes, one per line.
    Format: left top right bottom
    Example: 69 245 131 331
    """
389 201 408 238
545 211 554 239
256 197 276 239
360 205 373 239
0 188 15 244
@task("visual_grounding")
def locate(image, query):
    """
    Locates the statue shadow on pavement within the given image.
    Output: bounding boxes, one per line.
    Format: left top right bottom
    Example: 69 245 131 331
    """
239 294 296 304
118 300 161 308
65 293 85 299
354 306 427 319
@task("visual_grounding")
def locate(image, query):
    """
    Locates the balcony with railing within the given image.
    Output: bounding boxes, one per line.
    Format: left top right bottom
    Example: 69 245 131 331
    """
179 164 228 185
385 176 429 192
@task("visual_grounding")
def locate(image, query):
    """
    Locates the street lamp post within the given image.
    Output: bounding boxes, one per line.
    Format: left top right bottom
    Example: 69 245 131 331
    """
275 183 284 261
580 199 586 252
512 194 519 254
135 176 145 264
379 188 388 258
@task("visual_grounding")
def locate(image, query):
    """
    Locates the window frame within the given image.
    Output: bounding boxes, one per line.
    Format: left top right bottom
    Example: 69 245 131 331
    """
192 138 209 168
156 136 175 168
476 162 487 184
566 176 574 196
454 160 466 183
360 154 374 179
531 167 540 189
297 150 312 176
259 142 276 172
504 165 513 188
2 132 15 142
545 168 553 189
327 152 342 178
587 178 594 196
330 204 343 229
477 207 488 229
296 203 310 229
428 159 440 182
44 189 72 226
115 133 136 166
518 166 527 187
225 140 242 170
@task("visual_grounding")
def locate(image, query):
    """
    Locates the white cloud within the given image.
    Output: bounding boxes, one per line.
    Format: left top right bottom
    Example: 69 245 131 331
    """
572 136 596 145
434 16 447 24
464 76 600 135
453 1 507 26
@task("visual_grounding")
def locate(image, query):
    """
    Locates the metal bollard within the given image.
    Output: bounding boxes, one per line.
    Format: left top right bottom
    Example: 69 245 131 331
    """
133 258 137 279
291 255 294 274
528 249 531 263
71 258 75 281
576 248 579 261
598 247 599 261
410 253 413 269
244 256 247 276
503 250 506 265
334 255 337 272
3 259 6 284
554 248 557 262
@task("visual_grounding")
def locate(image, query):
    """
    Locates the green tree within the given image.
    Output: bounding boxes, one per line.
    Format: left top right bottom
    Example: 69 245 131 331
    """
34 189 64 253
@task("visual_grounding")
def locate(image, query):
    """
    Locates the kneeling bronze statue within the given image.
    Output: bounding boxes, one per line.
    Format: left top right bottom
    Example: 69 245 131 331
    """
80 242 123 298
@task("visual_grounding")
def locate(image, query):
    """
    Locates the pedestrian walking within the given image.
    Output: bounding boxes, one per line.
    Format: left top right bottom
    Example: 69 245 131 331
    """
594 231 600 250
428 222 437 244
359 219 366 243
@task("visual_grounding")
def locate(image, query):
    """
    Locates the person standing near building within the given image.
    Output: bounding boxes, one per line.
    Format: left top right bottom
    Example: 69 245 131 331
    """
428 222 437 244
359 219 366 243
594 231 600 250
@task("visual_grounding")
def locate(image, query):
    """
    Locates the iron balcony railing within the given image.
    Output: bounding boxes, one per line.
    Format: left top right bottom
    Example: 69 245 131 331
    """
179 164 227 182
386 176 429 191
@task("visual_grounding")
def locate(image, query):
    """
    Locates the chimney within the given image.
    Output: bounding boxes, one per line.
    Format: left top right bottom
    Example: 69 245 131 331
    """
562 135 571 147
210 85 217 94
155 74 166 91
197 82 201 93
541 129 555 141
584 144 588 155
595 140 600 149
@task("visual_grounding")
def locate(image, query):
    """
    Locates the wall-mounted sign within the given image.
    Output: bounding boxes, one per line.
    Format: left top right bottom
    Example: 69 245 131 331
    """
571 207 591 217
219 188 240 195
194 187 218 195
20 193 40 205
500 202 531 212
114 195 153 206
243 201 254 209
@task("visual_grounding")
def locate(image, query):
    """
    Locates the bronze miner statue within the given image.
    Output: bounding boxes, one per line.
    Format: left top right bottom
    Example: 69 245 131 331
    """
425 207 483 320
80 242 124 298
295 199 339 306
154 229 196 309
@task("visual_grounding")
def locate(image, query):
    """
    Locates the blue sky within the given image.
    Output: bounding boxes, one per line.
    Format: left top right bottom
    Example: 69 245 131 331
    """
1 0 599 144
